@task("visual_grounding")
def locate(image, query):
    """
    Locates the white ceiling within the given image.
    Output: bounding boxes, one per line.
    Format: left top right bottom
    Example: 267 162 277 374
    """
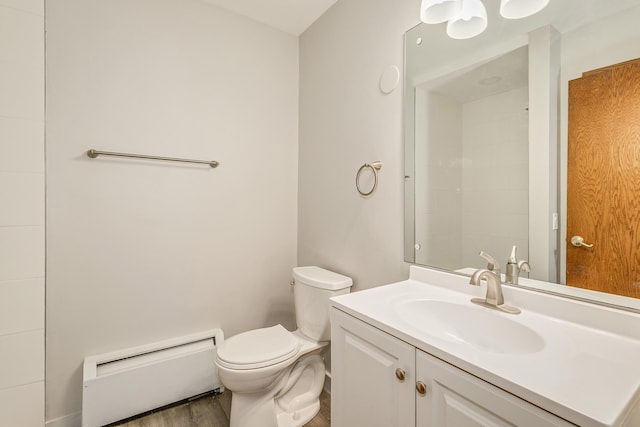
431 46 529 104
201 0 339 36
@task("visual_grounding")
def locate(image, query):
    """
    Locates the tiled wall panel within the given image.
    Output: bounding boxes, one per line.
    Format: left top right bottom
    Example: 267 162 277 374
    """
0 118 44 172
0 278 44 335
0 0 43 16
0 172 44 225
0 330 44 389
461 86 529 268
0 226 45 280
0 1 44 425
0 382 44 427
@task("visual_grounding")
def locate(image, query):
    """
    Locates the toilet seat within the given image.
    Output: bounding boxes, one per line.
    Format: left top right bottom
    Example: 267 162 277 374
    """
216 325 300 370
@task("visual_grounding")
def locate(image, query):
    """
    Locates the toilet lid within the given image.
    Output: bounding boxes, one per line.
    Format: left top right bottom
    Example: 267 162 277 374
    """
216 324 300 369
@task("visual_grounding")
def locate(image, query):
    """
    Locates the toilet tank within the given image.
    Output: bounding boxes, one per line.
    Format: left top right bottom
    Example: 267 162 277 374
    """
293 266 353 342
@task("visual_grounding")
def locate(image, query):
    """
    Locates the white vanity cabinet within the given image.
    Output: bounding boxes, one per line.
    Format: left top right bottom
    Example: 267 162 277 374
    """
415 350 573 426
331 307 573 427
331 307 415 427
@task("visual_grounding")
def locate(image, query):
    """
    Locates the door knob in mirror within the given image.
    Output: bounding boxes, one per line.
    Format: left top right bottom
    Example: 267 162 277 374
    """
571 236 593 248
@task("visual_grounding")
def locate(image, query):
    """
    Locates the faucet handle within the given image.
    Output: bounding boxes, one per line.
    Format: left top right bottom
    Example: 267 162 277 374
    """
505 246 530 284
517 260 531 273
478 251 500 272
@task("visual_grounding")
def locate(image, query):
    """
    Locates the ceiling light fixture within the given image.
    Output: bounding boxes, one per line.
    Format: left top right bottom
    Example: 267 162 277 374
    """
420 0 551 39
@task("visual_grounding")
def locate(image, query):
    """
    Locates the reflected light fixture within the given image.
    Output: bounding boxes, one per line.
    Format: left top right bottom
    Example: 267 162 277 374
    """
447 0 487 40
420 0 460 24
500 0 550 19
420 0 551 39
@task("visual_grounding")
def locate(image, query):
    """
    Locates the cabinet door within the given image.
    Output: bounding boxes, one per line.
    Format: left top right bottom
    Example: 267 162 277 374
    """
416 350 574 427
331 308 415 427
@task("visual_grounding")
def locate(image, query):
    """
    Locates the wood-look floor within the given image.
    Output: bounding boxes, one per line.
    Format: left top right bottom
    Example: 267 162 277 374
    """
110 389 330 427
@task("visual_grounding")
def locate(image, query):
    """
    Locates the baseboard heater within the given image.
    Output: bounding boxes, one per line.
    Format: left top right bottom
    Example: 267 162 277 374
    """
82 328 224 427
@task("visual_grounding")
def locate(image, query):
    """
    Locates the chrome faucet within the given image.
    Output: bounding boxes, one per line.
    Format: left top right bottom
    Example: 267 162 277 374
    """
470 269 504 306
470 252 520 314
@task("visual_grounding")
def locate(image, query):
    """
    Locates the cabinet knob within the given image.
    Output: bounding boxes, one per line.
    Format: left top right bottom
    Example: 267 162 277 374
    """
416 381 427 396
395 368 406 381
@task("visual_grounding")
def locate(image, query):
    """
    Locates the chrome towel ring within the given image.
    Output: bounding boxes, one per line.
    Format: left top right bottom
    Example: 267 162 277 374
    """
356 161 382 196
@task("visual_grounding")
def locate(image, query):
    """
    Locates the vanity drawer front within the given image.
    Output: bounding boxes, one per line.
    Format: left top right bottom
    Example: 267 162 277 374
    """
416 350 575 427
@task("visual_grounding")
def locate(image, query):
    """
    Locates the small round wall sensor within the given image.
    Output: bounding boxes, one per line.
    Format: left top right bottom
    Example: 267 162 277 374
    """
380 65 400 94
416 37 423 45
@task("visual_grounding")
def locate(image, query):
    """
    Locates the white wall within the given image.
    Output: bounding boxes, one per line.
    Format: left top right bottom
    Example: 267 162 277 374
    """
461 87 529 268
298 0 419 290
415 91 462 269
46 0 299 422
0 0 45 425
413 86 529 271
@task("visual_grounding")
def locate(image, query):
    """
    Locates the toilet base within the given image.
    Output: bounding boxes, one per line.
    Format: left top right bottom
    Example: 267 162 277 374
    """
229 391 279 427
228 354 325 427
276 400 320 427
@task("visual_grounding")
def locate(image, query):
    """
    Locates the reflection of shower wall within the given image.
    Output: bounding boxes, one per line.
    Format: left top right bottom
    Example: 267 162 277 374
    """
461 86 529 268
415 91 462 269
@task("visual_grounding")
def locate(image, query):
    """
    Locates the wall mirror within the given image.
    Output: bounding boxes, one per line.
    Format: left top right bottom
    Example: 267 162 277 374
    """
404 0 640 310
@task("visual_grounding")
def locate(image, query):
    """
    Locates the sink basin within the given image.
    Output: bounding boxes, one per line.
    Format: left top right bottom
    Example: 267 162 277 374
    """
396 299 545 354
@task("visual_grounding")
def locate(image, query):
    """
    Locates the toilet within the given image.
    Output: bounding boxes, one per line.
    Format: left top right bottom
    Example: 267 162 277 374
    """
215 266 352 427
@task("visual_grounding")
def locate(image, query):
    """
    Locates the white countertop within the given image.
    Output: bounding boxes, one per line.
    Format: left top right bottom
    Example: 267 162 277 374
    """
330 266 640 427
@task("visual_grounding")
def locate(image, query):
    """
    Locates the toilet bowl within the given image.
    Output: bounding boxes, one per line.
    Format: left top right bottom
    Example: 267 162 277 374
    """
215 267 352 427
